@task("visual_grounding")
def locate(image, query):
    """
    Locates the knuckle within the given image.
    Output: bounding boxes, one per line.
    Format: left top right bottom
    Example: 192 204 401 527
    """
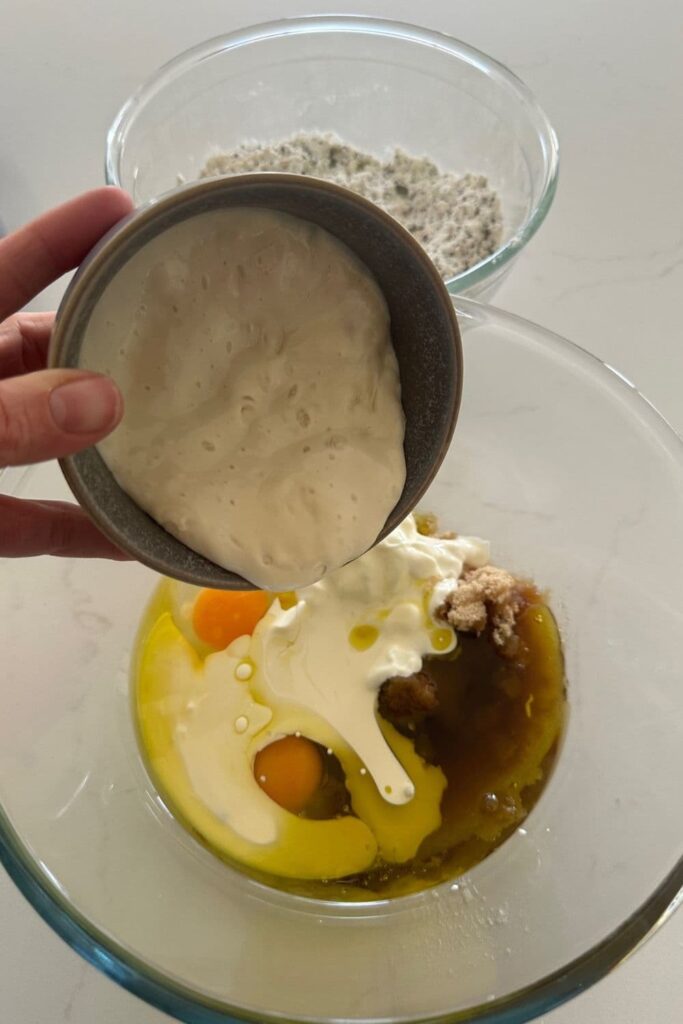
0 386 32 466
15 319 43 373
0 315 50 375
0 496 42 556
0 318 24 377
0 316 15 346
0 390 15 459
43 508 72 557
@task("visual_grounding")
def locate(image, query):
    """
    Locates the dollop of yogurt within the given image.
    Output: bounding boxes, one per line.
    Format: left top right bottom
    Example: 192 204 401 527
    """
250 516 489 805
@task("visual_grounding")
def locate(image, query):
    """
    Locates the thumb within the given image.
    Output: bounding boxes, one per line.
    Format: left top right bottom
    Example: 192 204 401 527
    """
0 368 122 467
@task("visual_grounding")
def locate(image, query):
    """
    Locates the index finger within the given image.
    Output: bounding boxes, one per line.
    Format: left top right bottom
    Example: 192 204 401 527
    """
0 187 134 321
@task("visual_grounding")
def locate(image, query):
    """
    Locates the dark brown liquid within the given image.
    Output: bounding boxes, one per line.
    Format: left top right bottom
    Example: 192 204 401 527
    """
276 599 566 900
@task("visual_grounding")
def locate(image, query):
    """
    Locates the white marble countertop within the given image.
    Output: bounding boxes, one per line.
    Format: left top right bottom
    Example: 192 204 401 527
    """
1 0 682 1021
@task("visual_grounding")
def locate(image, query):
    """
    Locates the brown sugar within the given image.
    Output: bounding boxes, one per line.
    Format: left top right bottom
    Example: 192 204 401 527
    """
378 670 439 721
438 565 526 650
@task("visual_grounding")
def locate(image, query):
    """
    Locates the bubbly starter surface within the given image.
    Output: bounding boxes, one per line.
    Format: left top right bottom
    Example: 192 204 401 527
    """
81 207 406 589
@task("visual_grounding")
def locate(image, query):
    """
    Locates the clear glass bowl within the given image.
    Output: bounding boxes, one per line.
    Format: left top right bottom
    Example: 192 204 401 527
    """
104 16 559 301
1 299 681 1024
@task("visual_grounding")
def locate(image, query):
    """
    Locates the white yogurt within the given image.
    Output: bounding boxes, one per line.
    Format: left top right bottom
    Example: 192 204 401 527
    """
249 516 490 805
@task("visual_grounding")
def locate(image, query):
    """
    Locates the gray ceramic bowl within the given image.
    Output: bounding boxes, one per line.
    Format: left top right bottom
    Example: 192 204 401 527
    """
50 174 462 589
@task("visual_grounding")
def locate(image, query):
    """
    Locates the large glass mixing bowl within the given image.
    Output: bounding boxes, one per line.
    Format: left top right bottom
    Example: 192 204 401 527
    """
0 299 681 1024
105 16 559 302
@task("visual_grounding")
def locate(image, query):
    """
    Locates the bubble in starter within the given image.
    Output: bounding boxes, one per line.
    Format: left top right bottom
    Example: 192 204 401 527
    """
235 662 253 681
234 716 249 734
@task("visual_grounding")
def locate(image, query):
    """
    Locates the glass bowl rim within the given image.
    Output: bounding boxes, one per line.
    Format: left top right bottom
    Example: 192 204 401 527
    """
1 296 681 1024
103 14 560 295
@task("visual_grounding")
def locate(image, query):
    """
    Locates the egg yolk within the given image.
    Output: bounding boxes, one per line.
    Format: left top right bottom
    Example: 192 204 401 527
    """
254 736 324 814
192 589 269 649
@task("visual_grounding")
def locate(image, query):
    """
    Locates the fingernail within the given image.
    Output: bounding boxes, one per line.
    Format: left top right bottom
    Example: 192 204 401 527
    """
49 376 121 434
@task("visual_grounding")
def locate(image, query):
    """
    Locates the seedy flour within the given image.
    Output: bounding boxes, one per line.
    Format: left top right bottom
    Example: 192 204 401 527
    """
200 132 503 281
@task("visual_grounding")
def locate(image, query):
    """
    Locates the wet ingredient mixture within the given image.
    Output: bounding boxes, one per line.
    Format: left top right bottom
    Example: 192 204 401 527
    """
133 514 565 900
80 207 405 590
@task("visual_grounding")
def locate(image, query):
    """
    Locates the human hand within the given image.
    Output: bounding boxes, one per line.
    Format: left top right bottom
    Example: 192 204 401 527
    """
0 188 134 558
